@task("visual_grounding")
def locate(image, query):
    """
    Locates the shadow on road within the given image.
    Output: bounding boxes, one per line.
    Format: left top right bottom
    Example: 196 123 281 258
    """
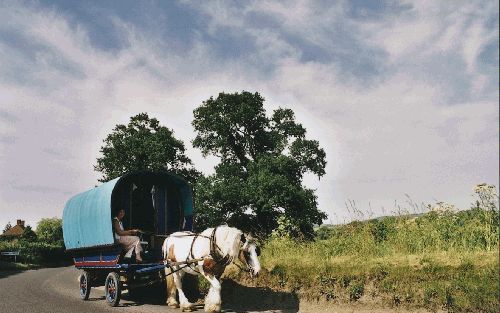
122 283 168 306
0 270 24 280
120 278 299 312
86 296 105 301
221 280 299 313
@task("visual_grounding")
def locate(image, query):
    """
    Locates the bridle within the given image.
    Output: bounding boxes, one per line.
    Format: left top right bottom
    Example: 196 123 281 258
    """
236 237 260 276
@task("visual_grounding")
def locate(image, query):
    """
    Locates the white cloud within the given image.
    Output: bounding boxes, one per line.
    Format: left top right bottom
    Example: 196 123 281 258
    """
0 1 497 228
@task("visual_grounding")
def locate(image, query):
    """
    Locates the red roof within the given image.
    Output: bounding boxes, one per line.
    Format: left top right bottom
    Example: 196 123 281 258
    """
2 225 25 237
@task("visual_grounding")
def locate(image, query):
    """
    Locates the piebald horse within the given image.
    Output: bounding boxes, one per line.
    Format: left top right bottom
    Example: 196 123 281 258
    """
162 225 261 313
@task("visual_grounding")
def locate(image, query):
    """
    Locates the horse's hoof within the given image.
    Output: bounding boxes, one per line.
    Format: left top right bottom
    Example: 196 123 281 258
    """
166 298 179 308
180 303 196 312
204 303 221 313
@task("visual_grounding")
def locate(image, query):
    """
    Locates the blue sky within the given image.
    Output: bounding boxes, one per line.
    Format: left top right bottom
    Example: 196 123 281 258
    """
0 0 498 228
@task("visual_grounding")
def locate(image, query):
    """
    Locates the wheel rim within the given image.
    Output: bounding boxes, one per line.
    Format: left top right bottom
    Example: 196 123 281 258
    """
106 277 116 303
80 275 87 297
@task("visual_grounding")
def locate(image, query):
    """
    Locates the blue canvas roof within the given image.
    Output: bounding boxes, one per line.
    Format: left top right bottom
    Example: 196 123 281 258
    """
63 178 118 250
63 171 194 250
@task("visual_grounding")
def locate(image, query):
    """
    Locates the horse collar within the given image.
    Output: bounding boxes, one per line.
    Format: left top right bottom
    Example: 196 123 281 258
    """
210 227 231 265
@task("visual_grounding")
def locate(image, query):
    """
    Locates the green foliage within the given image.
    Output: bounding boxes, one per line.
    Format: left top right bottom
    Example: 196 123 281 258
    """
313 208 499 257
192 91 327 238
229 191 499 311
243 208 499 312
315 225 335 240
347 280 364 301
94 113 200 183
36 218 63 243
368 219 389 243
271 216 303 239
0 219 70 266
0 240 68 264
20 225 37 241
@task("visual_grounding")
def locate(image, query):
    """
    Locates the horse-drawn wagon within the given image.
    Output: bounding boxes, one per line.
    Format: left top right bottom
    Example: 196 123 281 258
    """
62 170 194 306
63 170 261 312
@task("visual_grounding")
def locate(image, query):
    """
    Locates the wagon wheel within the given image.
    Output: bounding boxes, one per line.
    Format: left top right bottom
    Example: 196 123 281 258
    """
105 272 122 307
79 271 91 300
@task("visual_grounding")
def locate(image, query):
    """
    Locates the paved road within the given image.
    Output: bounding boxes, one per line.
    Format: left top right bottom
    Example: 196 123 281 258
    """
0 267 297 313
0 267 179 313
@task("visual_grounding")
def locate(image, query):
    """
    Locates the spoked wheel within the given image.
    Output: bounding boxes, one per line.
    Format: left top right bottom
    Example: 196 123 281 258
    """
79 271 91 300
105 272 121 307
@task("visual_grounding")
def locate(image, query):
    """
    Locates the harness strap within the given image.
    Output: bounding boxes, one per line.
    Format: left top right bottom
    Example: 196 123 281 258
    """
167 226 233 275
209 227 231 265
185 233 202 274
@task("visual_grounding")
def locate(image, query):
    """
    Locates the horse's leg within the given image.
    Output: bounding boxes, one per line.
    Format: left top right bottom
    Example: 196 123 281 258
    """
165 266 179 308
173 269 195 312
200 272 222 313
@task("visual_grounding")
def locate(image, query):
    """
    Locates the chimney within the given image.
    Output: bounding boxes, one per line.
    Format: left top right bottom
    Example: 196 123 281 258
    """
17 219 25 227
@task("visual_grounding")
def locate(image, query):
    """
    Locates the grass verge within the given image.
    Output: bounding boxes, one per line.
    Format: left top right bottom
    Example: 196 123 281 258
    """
226 246 498 312
225 207 499 312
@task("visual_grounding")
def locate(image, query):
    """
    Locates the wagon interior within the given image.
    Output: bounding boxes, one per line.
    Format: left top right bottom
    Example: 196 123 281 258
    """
111 173 186 261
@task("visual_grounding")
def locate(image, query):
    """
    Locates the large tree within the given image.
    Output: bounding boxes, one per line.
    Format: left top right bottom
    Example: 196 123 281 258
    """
95 113 199 183
192 91 327 238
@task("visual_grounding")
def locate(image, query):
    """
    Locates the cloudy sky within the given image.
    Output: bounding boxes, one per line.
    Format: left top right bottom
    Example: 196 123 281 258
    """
0 0 498 229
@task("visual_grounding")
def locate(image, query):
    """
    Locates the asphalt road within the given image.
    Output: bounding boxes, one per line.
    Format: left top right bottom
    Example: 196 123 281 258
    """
0 267 180 313
0 267 297 313
0 267 440 313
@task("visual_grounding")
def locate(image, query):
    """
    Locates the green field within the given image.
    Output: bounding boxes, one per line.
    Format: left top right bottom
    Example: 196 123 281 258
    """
227 207 499 312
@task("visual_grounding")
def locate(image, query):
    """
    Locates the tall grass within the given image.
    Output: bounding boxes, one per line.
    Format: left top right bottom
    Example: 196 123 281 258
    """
228 186 499 312
313 208 499 257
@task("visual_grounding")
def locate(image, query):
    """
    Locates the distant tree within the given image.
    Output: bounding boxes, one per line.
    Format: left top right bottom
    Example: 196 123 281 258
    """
94 113 200 183
192 91 327 238
20 225 37 241
36 218 63 243
3 222 12 234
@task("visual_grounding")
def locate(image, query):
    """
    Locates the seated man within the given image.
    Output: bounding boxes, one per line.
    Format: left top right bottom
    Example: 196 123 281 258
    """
113 209 143 262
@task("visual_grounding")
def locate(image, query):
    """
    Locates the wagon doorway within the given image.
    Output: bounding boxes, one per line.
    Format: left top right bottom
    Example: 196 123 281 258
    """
151 183 184 235
129 183 156 233
125 182 185 235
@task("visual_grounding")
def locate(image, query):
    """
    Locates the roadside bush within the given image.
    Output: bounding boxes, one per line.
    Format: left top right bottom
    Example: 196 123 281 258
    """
19 242 67 264
315 225 334 240
368 219 389 243
0 240 68 264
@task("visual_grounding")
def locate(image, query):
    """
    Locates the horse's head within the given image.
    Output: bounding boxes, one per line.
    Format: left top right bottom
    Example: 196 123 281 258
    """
239 233 261 277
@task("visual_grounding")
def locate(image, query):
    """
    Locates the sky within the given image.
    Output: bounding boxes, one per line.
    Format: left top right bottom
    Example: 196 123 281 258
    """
0 0 498 229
